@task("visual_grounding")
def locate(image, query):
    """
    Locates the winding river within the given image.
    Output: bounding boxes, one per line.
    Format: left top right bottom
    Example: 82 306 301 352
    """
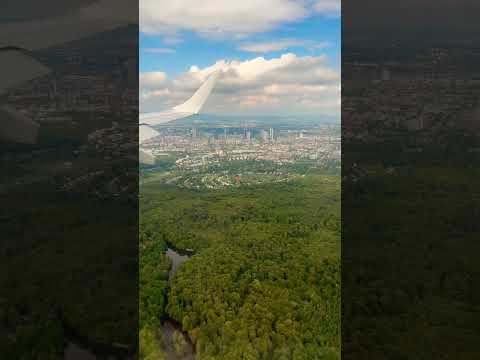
64 246 194 360
64 342 96 360
163 247 195 360
166 247 192 282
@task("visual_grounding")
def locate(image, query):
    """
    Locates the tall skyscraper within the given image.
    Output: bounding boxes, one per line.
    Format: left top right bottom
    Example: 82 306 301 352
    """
381 67 391 81
259 129 268 142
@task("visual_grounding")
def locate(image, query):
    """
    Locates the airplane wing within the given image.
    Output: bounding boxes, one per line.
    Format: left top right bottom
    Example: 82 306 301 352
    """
0 49 52 143
0 48 51 95
0 0 135 144
139 148 156 165
0 0 135 51
0 0 135 92
140 71 220 128
139 71 220 164
139 109 195 127
139 71 219 141
0 105 40 144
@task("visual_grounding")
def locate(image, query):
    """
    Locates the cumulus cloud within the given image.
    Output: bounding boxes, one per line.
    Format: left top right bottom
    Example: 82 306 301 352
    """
140 0 307 36
313 0 341 18
141 88 171 101
140 53 340 116
264 83 337 95
139 71 168 97
239 39 330 53
2 0 90 20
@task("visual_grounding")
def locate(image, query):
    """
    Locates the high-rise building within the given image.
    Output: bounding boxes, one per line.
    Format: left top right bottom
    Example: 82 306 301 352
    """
381 67 391 81
259 129 268 142
51 77 57 99
269 127 274 142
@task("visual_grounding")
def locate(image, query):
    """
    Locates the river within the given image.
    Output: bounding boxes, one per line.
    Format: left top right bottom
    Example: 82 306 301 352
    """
166 247 193 282
64 335 132 360
163 247 195 360
64 246 193 360
64 342 96 360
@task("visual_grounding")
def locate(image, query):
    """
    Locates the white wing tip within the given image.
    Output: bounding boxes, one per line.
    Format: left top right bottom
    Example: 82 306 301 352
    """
139 148 155 165
173 70 220 114
0 106 39 144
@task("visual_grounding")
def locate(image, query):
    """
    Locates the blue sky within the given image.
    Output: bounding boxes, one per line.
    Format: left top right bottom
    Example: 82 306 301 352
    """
140 15 340 76
139 0 341 117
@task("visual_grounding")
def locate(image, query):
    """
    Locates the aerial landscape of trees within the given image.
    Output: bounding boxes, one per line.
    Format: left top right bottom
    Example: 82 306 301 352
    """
1 188 138 358
342 163 480 359
140 172 341 359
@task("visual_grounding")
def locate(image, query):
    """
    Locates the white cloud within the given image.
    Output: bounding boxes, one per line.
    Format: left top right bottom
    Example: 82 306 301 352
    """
2 0 90 20
144 47 176 54
239 39 330 53
264 83 336 95
140 0 307 36
313 0 341 18
139 71 167 89
140 53 340 116
141 88 171 101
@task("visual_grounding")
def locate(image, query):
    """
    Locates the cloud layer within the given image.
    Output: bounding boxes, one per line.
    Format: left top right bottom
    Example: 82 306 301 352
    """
140 0 307 36
314 0 341 18
239 39 330 53
140 53 340 116
143 47 176 54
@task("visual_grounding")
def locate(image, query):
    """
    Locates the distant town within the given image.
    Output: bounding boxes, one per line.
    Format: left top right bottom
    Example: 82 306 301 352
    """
142 124 340 169
343 46 480 142
138 123 340 190
1 37 139 200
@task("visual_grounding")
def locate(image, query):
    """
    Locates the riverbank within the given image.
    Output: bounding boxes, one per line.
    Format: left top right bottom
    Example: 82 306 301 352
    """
162 246 196 360
63 316 134 359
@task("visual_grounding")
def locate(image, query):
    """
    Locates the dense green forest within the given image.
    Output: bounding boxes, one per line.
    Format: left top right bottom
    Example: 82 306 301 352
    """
1 189 137 358
1 118 137 358
343 165 480 359
139 222 171 360
139 174 341 359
